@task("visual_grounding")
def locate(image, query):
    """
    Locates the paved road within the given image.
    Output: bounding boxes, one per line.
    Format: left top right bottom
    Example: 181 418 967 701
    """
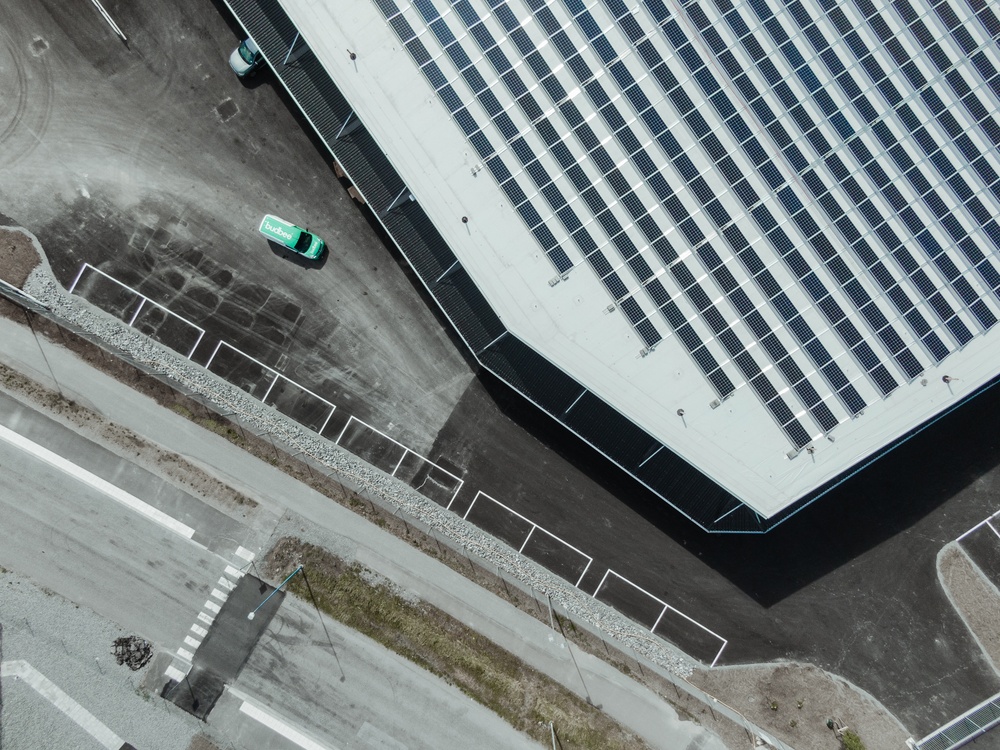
0 325 726 749
4 0 999 737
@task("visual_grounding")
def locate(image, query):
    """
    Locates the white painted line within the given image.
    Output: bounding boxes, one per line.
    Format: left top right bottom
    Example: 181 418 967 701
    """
184 636 201 649
176 648 194 661
204 600 221 614
197 612 215 626
210 588 228 602
164 665 187 682
231 691 337 750
235 546 255 561
224 565 243 579
190 624 208 637
218 576 237 591
0 423 195 539
0 660 123 750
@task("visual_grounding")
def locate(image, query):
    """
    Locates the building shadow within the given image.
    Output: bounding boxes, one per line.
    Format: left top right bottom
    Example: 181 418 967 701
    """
479 370 1000 607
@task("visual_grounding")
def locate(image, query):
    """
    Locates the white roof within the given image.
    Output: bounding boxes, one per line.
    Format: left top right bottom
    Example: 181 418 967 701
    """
276 0 1000 517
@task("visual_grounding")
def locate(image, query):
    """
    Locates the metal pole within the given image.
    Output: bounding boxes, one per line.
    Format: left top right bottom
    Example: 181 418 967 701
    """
248 565 302 620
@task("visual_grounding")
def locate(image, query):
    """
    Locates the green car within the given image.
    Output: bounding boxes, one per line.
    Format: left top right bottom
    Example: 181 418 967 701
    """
258 214 325 260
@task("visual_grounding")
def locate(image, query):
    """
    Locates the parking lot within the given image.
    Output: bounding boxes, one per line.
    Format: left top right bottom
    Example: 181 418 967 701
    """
4 0 1000 736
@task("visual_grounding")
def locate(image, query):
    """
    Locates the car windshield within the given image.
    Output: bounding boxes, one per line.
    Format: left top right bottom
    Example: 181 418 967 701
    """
294 232 313 252
239 42 256 65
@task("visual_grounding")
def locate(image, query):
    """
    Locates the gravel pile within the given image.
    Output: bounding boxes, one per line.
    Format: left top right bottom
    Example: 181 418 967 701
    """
0 571 197 750
23 269 696 679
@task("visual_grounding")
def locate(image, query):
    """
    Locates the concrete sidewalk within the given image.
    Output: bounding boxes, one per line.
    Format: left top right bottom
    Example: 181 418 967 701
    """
0 312 729 749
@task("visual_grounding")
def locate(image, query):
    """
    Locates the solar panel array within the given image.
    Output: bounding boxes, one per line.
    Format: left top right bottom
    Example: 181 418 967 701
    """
373 0 1000 450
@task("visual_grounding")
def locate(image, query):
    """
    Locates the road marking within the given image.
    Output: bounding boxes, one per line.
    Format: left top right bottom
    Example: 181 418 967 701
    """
218 576 237 591
191 624 208 637
176 648 194 661
236 546 255 561
0 660 124 749
197 612 215 626
358 722 407 750
0 423 195 539
230 688 338 750
225 565 244 578
164 665 187 682
204 600 221 614
184 635 201 649
211 588 228 602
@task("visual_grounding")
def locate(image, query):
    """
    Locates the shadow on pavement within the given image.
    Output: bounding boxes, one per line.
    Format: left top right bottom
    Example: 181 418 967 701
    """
162 575 282 720
481 370 1000 607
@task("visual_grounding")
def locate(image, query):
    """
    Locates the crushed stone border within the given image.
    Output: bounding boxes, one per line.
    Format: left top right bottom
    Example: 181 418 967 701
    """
22 267 699 681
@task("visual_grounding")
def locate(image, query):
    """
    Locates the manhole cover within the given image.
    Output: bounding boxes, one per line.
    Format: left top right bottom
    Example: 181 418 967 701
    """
30 38 48 56
216 98 239 122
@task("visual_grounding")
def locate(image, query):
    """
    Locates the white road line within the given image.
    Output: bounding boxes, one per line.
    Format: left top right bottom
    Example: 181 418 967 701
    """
204 600 221 614
235 546 255 561
190 624 208 637
0 423 195 539
225 565 244 579
176 648 194 661
210 588 228 602
184 635 201 649
0 660 124 750
230 688 337 750
218 575 237 590
197 612 215 626
164 665 187 682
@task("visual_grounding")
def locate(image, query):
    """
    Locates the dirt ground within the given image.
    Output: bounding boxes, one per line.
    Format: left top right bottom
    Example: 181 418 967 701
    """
691 662 910 749
939 544 1000 674
0 226 41 287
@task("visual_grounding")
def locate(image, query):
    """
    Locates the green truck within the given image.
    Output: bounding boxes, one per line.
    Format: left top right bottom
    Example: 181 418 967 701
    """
258 214 326 260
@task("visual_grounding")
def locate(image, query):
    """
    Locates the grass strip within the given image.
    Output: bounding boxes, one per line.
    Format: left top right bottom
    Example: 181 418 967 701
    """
267 537 651 750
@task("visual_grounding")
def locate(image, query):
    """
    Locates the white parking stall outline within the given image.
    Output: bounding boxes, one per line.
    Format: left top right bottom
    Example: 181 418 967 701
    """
593 569 728 668
335 415 463 506
205 340 337 436
464 491 593 587
68 262 205 359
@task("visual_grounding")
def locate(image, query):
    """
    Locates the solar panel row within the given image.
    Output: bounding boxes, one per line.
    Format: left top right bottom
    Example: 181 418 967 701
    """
374 0 1000 449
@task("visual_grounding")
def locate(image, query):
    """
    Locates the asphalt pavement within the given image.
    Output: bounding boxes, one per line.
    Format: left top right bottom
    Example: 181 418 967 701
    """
0 313 727 749
4 0 1000 737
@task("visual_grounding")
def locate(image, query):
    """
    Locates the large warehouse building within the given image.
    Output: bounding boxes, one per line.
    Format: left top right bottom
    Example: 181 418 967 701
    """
222 0 1000 532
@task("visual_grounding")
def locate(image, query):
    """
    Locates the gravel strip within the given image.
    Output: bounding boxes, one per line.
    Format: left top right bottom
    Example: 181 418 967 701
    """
22 267 697 681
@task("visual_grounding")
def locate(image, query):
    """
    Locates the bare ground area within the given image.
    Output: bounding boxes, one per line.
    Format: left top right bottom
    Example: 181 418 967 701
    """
939 544 1000 674
691 662 910 750
0 284 918 749
0 226 41 288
